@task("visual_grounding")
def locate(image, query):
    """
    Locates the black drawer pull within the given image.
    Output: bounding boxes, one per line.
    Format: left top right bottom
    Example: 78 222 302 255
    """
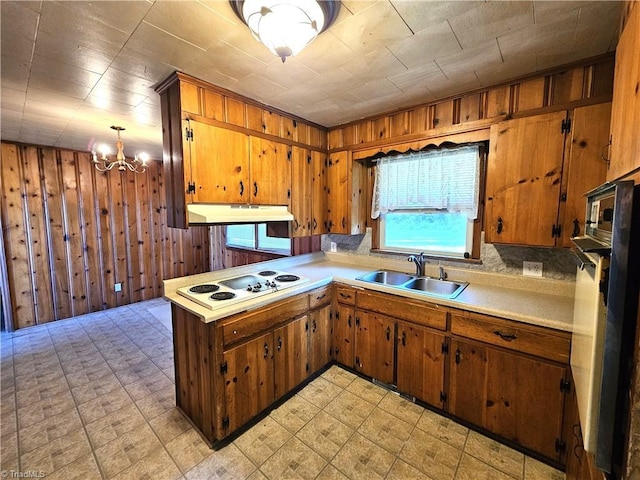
239 180 244 196
339 292 351 299
497 217 503 234
253 182 258 197
316 294 326 301
277 336 282 351
493 331 517 341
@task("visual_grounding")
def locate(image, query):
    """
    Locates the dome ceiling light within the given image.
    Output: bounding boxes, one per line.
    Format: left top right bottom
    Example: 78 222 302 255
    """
230 0 340 63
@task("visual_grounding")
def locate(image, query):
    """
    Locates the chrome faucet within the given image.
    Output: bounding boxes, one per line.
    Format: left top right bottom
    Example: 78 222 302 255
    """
439 266 447 281
408 252 427 277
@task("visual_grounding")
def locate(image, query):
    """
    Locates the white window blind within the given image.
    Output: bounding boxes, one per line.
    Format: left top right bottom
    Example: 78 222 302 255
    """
371 144 480 220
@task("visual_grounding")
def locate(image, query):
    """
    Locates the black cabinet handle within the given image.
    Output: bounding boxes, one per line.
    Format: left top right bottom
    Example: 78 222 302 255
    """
253 182 258 197
342 217 346 229
313 218 317 231
239 180 244 196
339 292 351 299
572 219 580 238
263 342 269 358
316 294 326 301
355 317 360 327
277 336 282 351
347 315 352 327
401 331 406 346
386 326 391 341
493 331 517 342
294 219 300 231
497 217 503 234
455 349 461 365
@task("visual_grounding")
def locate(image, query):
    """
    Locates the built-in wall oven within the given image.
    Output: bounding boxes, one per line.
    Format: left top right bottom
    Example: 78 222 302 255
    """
571 180 639 476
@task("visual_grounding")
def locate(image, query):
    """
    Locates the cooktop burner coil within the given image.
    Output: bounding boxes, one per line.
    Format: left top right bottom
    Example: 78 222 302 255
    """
258 270 277 277
210 291 236 301
274 274 300 282
189 284 220 294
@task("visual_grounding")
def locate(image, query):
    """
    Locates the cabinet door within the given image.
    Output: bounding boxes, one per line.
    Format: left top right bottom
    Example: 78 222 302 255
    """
274 316 308 400
291 146 312 237
223 332 274 434
449 339 567 461
326 151 349 233
354 311 395 385
311 150 327 235
561 103 610 246
397 322 446 408
189 121 249 204
332 304 354 368
249 137 292 205
485 111 567 246
309 305 331 374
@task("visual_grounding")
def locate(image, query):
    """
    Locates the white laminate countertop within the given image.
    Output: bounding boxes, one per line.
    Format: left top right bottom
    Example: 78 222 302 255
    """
163 252 575 332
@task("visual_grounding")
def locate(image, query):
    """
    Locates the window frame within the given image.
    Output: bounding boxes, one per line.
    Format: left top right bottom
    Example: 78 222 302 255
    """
370 143 487 262
225 223 292 256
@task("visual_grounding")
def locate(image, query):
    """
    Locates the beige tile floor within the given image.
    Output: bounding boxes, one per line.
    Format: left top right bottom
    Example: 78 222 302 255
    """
0 299 566 480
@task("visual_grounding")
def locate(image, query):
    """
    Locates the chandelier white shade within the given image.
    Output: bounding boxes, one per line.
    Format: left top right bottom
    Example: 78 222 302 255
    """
230 0 340 62
92 126 148 173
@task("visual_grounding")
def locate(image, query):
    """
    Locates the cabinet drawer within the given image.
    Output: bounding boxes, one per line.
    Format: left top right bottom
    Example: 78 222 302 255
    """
450 310 570 363
221 295 309 347
335 285 356 305
309 286 331 309
357 290 447 331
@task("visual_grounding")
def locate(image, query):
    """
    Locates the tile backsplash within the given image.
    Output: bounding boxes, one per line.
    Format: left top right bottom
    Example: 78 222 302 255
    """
321 229 578 282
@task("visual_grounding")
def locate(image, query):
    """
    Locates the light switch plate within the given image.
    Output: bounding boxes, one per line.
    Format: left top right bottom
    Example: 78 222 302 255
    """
523 261 543 277
330 242 337 253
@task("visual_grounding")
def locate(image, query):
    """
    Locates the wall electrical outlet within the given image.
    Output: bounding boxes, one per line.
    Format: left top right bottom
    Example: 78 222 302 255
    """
523 261 543 277
330 242 337 253
114 282 122 292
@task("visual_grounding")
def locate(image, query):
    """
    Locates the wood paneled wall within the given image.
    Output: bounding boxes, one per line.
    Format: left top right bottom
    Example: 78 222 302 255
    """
1 142 211 330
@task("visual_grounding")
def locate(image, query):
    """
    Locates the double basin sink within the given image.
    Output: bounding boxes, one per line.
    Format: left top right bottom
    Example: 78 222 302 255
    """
355 270 468 299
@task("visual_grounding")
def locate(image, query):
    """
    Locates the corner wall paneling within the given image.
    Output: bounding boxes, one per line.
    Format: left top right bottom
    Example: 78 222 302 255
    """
0 142 211 330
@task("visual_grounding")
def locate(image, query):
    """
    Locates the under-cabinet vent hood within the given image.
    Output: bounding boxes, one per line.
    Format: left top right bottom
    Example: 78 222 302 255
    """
187 204 293 225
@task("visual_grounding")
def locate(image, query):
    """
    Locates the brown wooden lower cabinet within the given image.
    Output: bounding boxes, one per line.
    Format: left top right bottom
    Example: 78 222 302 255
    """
333 303 355 368
309 305 331 374
354 310 395 385
273 315 308 401
449 338 568 462
396 321 446 409
222 331 275 434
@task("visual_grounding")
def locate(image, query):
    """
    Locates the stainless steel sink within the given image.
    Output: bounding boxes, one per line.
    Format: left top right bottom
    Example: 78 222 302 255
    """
356 270 415 286
402 277 468 298
356 269 469 299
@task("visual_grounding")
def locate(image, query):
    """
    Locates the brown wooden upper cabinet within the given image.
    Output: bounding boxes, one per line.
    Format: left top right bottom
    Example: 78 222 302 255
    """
608 4 640 182
290 147 327 237
485 105 610 247
249 136 292 206
325 151 367 235
187 120 249 204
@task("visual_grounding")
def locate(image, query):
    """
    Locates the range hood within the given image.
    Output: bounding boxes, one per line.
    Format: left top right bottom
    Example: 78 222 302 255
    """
187 204 293 225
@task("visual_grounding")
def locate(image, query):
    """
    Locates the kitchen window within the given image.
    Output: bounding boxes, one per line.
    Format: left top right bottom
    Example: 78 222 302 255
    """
225 224 291 255
372 144 484 259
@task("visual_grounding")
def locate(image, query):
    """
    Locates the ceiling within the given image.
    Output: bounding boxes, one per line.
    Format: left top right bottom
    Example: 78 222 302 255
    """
0 1 621 160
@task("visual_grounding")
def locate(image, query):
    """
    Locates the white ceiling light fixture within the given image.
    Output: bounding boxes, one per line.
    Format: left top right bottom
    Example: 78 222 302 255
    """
230 0 340 63
92 126 149 173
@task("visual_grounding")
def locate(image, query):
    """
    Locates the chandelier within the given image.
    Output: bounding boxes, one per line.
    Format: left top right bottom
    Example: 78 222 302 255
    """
230 0 340 63
92 126 149 173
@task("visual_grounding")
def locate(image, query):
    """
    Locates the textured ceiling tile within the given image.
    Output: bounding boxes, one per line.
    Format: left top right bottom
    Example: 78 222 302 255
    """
193 41 270 82
25 88 86 109
0 56 30 91
109 47 176 85
348 77 403 102
220 26 281 64
475 56 538 87
124 21 206 69
132 102 162 128
232 74 288 104
387 20 461 68
533 1 588 24
256 58 319 89
180 61 240 90
60 0 153 35
143 1 235 50
24 100 78 120
390 1 484 33
33 30 114 75
312 67 357 90
294 32 359 73
96 68 157 98
575 2 622 51
342 48 408 84
448 1 534 49
330 1 413 54
198 0 243 25
340 1 379 16
436 40 503 78
387 63 446 92
1 88 26 113
27 75 92 100
30 55 102 89
83 93 136 115
1 35 34 62
38 2 130 52
0 1 39 44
